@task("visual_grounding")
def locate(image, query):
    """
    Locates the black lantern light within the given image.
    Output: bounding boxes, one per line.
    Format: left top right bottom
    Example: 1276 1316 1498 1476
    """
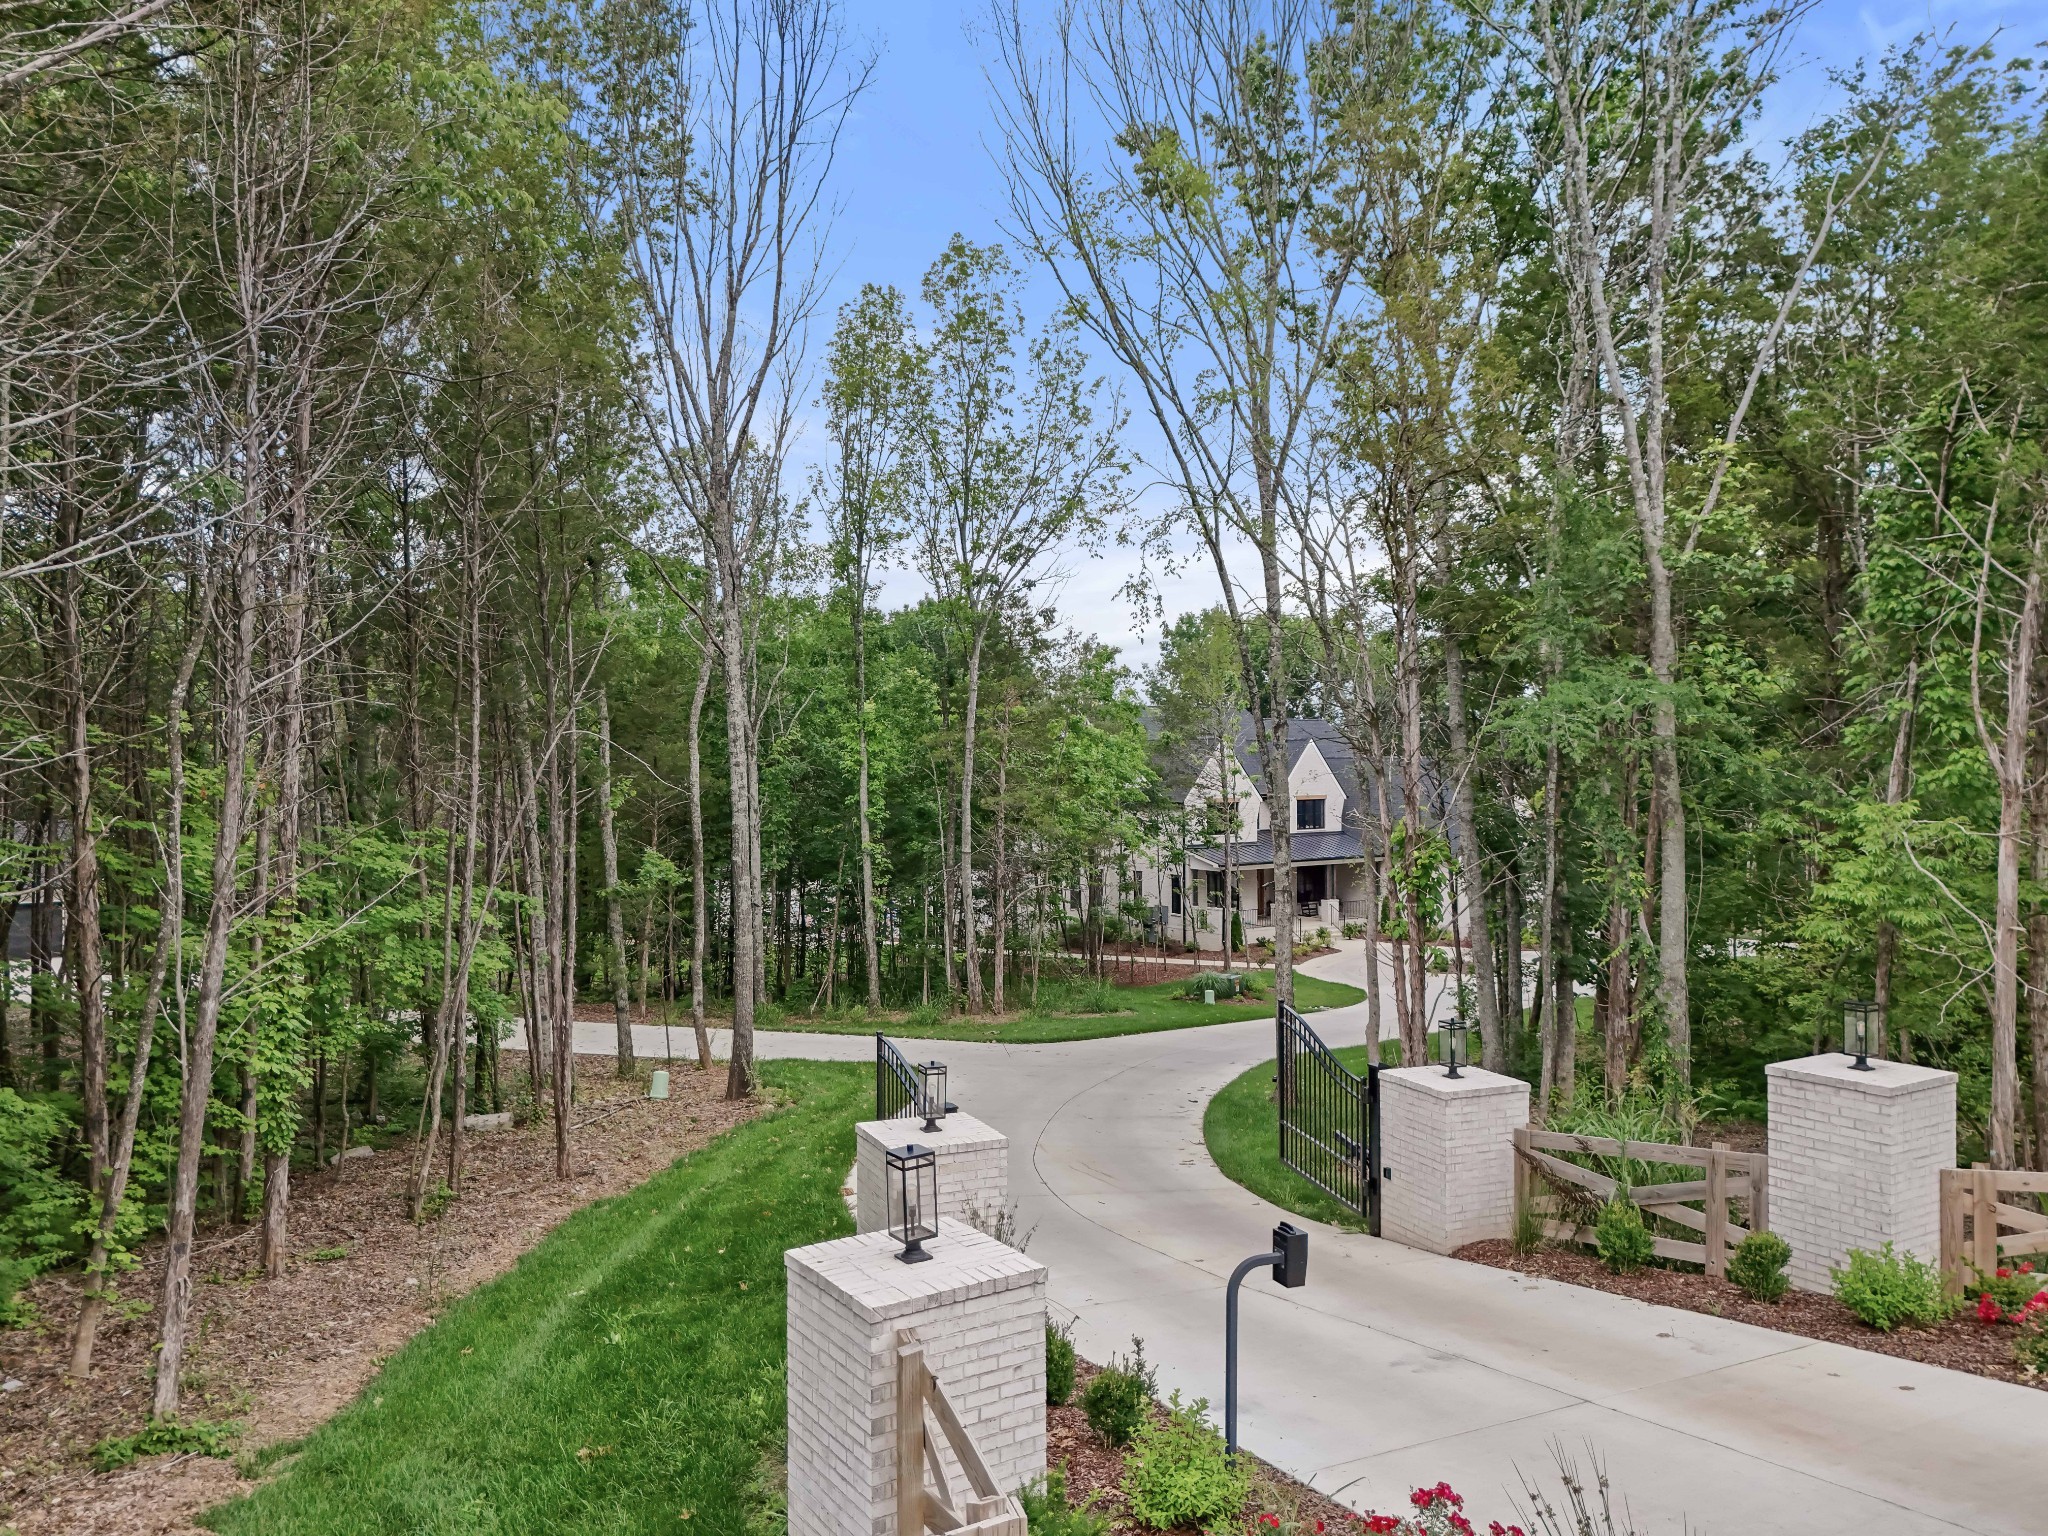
1441 1017 1469 1079
1842 997 1878 1072
916 1060 950 1133
885 1143 938 1263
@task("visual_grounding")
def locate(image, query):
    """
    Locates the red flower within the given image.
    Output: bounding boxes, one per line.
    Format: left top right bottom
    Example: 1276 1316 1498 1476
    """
1977 1293 2005 1324
2024 1262 2037 1274
1363 1515 1404 1534
1448 1516 1475 1536
1998 1267 2013 1279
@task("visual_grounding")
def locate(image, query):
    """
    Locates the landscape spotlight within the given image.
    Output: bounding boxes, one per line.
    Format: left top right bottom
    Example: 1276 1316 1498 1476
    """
1441 1018 1469 1080
885 1143 937 1263
917 1060 949 1133
1842 997 1878 1072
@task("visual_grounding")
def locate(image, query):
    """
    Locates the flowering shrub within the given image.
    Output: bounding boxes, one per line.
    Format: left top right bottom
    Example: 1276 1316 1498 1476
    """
1245 1484 1526 1536
1968 1262 2048 1323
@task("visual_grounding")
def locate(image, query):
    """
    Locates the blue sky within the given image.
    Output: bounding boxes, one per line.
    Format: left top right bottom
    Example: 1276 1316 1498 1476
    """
801 0 2043 672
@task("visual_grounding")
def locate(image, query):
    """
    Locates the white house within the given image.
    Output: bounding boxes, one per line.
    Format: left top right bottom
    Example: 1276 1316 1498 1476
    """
1137 713 1422 954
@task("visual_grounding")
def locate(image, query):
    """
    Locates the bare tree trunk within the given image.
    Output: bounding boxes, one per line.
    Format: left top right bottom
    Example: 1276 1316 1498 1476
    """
597 688 632 1073
992 702 1010 1015
155 540 261 1419
1443 633 1501 1071
687 651 712 1070
1985 534 2043 1168
1537 725 1562 1117
717 552 759 1099
958 630 986 1012
70 571 215 1378
1874 658 1918 1058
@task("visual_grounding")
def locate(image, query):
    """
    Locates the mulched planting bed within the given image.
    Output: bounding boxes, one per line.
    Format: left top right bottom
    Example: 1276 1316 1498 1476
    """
1049 1361 1370 1533
0 1056 761 1536
1454 1239 2047 1392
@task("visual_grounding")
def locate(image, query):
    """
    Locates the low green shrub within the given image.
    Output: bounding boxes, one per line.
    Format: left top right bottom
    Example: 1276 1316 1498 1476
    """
1725 1231 1791 1302
1020 1466 1112 1536
1120 1391 1250 1536
1594 1197 1654 1274
1589 1204 1654 1277
1831 1242 1959 1331
1062 979 1120 1016
1341 921 1366 940
91 1416 241 1471
1175 972 1243 1001
1045 1321 1076 1406
2016 1318 2048 1377
1079 1336 1154 1448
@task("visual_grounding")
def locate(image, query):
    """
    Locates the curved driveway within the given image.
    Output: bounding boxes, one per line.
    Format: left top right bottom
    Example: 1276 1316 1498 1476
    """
559 949 2046 1534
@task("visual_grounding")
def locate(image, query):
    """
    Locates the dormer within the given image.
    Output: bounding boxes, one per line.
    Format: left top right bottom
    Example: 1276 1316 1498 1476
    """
1287 738 1346 833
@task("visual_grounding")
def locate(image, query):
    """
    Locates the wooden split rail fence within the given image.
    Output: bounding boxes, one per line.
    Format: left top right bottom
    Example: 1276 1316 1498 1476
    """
1939 1165 2048 1297
1512 1127 1769 1279
895 1335 1026 1536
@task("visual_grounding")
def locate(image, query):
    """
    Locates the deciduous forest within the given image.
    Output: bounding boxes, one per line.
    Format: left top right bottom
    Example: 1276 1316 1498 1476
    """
2 0 2044 1440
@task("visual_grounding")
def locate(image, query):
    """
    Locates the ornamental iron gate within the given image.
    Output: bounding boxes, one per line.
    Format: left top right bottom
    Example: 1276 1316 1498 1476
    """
875 1033 920 1121
1276 1001 1379 1234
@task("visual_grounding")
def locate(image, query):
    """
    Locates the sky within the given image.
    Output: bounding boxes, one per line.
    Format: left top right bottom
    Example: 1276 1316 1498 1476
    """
794 0 2044 675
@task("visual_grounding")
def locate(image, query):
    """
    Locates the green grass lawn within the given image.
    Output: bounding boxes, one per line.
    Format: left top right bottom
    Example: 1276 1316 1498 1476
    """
1203 1044 1380 1231
205 1059 865 1536
761 970 1365 1045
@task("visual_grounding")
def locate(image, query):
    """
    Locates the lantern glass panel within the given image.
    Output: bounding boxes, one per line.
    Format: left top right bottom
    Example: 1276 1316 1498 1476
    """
886 1143 937 1262
1443 1019 1468 1078
1842 998 1877 1068
917 1061 949 1130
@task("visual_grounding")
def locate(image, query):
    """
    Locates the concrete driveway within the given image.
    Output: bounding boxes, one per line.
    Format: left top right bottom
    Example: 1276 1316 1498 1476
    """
544 951 2048 1534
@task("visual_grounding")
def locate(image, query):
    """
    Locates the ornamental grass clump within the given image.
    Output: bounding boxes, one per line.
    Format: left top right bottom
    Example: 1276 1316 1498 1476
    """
1119 1391 1249 1536
1725 1231 1792 1302
1831 1243 1959 1331
1045 1320 1077 1406
1594 1197 1655 1274
1079 1336 1154 1447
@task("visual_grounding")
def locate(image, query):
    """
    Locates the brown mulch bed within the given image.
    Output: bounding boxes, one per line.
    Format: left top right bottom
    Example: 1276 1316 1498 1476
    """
1453 1240 2047 1392
0 1055 761 1536
1048 1361 1375 1533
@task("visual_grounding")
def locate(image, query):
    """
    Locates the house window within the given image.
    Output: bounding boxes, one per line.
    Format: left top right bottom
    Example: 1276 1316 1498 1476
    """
1206 870 1226 908
1170 872 1183 916
1295 797 1326 831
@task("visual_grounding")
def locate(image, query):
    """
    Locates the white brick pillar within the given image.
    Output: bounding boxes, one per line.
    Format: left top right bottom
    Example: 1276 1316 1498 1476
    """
1765 1054 1956 1294
854 1115 1009 1236
1377 1066 1529 1255
786 1219 1046 1536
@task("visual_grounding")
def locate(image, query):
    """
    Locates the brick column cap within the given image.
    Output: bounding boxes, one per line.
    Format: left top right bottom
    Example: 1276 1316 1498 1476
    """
1765 1054 1958 1099
785 1218 1045 1325
854 1114 1008 1155
1378 1065 1530 1101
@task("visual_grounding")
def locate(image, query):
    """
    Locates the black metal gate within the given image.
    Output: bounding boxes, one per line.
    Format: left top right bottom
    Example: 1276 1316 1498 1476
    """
875 1032 919 1121
1276 1001 1379 1233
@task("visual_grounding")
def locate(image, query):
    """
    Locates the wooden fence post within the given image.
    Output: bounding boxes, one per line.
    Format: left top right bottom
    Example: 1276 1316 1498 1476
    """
896 1337 925 1536
1513 1125 1532 1229
1971 1164 2001 1279
1704 1144 1729 1280
1939 1168 1966 1298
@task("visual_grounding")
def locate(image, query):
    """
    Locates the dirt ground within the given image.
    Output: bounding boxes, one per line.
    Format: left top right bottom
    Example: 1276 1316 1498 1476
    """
1454 1239 2047 1393
0 1055 761 1536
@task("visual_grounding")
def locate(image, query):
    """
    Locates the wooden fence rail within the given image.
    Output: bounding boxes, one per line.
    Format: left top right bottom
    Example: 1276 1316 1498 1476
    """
1938 1165 2048 1297
896 1335 1027 1536
1513 1127 1769 1279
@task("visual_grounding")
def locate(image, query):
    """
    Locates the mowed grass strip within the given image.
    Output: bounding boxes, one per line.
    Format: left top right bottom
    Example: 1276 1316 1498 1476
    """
764 970 1363 1044
206 1059 865 1536
1203 1045 1377 1231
